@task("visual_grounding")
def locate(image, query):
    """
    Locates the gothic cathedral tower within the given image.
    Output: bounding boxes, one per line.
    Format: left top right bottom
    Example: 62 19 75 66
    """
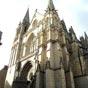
4 0 88 88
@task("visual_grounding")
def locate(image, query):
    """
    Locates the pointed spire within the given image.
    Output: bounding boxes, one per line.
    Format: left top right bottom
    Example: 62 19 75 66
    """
47 0 55 11
69 26 77 41
84 32 88 39
23 8 30 24
69 26 74 34
84 32 88 43
80 36 84 42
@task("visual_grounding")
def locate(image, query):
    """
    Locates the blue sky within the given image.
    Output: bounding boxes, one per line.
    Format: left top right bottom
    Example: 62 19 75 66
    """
0 0 88 70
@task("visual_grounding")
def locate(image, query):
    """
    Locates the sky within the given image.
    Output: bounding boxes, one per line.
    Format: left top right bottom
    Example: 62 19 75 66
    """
0 0 88 70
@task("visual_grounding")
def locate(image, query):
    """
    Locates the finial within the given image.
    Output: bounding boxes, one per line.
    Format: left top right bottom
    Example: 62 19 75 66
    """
35 9 38 12
69 26 74 34
19 21 21 25
47 0 55 11
84 32 88 38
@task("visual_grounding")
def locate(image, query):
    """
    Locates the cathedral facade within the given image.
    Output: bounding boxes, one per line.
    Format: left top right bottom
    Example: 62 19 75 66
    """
4 0 88 88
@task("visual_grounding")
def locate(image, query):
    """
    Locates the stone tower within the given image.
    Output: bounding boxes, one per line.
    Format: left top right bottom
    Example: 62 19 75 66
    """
4 0 88 88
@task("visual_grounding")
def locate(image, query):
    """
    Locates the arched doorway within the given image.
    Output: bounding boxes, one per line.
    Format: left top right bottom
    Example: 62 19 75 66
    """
20 61 32 80
12 61 33 88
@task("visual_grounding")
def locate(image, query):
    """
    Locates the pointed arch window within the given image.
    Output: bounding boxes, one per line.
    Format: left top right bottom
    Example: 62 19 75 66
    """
26 33 37 55
32 19 38 29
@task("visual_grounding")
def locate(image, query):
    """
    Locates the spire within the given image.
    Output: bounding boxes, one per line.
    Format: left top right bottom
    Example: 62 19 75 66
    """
84 32 88 43
84 32 88 39
69 26 75 34
47 0 55 11
23 8 30 24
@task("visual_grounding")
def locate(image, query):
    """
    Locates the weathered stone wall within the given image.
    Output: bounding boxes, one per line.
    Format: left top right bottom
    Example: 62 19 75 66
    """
0 66 8 88
74 76 88 88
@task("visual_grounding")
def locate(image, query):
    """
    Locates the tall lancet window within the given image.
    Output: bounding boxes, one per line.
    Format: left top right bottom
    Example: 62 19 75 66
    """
32 19 38 29
26 33 37 55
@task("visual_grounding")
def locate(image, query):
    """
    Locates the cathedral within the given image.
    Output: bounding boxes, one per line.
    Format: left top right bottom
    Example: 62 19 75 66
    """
4 0 88 88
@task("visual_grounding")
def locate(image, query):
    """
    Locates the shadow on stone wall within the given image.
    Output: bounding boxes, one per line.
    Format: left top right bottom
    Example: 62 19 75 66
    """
4 80 11 88
74 76 88 88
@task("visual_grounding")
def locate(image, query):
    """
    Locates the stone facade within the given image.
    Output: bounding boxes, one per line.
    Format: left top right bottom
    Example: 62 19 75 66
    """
4 0 88 88
0 66 8 88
